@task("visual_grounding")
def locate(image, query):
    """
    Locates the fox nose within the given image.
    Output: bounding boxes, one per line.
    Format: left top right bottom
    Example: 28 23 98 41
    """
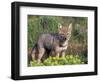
64 37 67 40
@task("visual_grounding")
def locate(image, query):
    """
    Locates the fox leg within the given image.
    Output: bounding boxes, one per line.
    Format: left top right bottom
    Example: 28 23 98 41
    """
56 52 60 57
37 48 45 63
61 51 66 57
31 49 36 60
55 46 67 57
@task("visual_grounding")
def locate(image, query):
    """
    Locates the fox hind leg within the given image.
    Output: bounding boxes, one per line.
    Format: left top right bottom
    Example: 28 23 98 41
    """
31 49 36 60
37 48 45 63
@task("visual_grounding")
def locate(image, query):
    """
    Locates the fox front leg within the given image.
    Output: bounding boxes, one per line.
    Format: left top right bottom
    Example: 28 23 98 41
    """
56 52 60 57
60 51 66 57
55 46 67 57
60 46 68 57
55 47 63 57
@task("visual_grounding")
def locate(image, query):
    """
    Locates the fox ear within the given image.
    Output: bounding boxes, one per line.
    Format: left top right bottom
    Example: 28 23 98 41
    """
68 23 72 32
58 23 62 29
58 23 63 33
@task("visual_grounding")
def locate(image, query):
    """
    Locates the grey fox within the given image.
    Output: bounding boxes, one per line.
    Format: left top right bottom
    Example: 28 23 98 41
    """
29 23 72 63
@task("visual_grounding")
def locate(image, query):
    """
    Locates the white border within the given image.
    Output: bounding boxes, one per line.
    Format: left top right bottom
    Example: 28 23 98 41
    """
20 6 94 76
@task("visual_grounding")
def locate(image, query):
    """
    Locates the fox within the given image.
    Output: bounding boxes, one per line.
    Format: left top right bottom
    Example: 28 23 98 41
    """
29 23 72 63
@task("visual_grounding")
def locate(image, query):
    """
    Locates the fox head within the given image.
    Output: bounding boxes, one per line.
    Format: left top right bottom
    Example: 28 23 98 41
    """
58 23 72 46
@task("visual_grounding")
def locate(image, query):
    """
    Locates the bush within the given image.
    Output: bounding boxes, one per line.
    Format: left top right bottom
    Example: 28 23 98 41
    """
29 54 85 67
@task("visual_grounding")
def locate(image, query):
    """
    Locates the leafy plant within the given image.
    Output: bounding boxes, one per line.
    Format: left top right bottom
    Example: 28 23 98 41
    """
29 55 85 66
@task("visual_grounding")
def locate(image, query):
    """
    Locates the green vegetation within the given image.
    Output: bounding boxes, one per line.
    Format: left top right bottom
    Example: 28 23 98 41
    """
28 16 58 48
29 55 85 66
28 15 88 66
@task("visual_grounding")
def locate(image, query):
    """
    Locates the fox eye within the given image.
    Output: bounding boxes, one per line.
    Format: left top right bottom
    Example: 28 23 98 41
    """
60 34 65 36
67 32 70 35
